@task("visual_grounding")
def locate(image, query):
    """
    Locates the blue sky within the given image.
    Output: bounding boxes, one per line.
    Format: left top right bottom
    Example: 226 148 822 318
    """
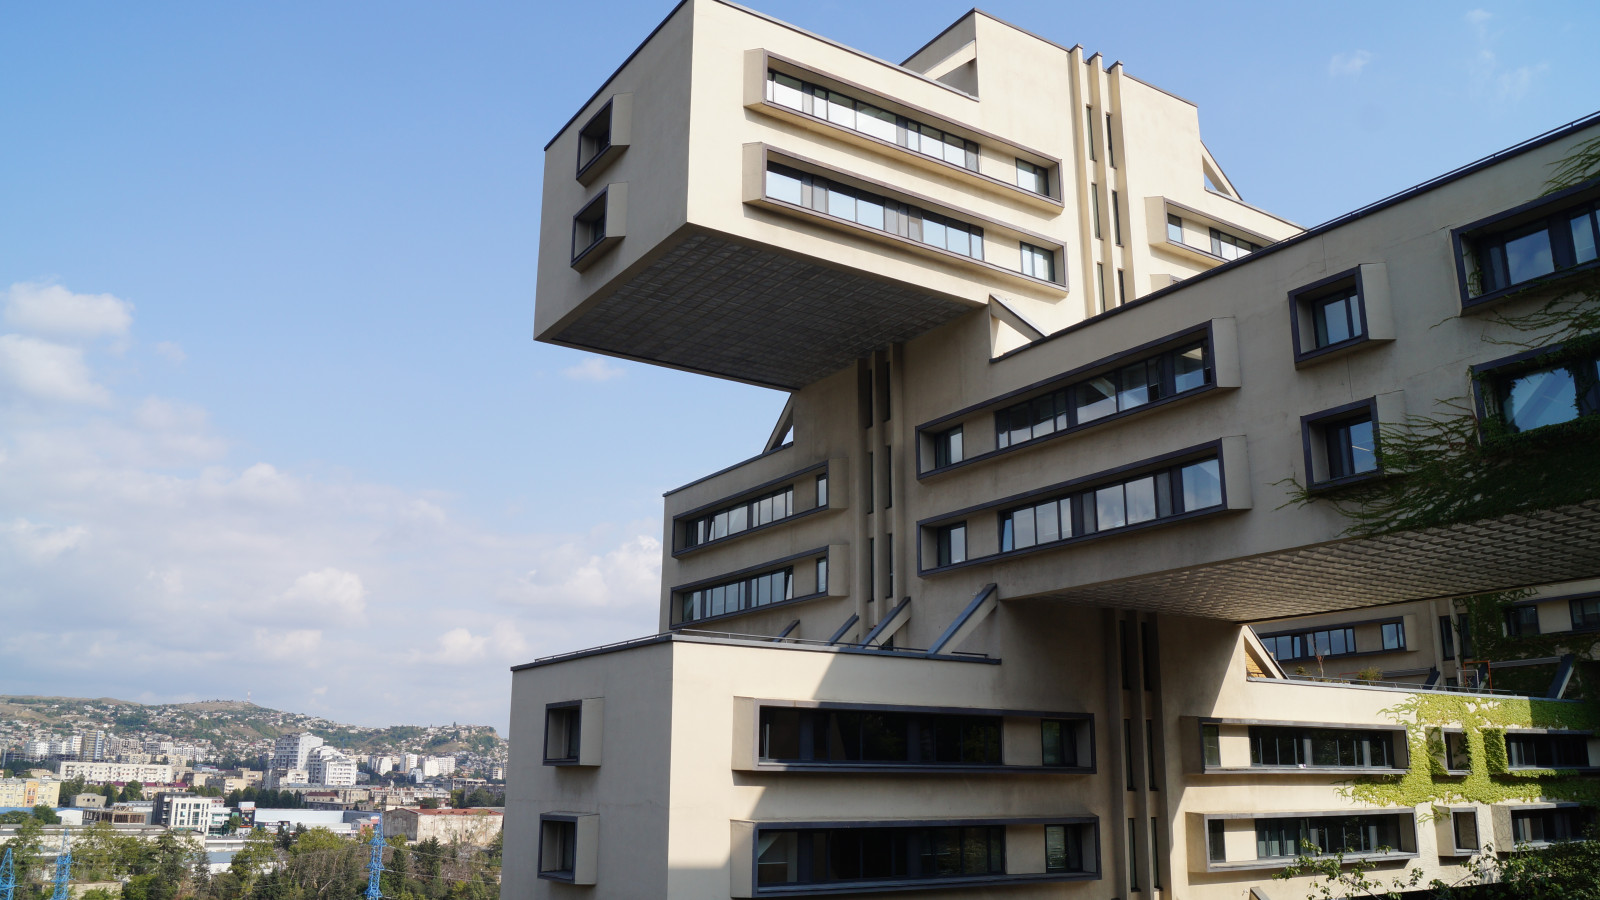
1 0 1595 733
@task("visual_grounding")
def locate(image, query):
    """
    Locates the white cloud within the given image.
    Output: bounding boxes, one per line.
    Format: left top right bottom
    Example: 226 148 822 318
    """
1465 9 1546 102
3 282 133 339
0 334 111 404
1465 9 1492 30
154 341 187 364
281 568 367 621
0 281 664 731
1328 50 1373 77
561 356 626 382
2 518 90 562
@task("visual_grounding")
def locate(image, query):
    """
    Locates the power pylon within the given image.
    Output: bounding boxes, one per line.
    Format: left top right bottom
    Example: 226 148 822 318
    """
50 829 71 900
365 817 384 900
2 847 16 900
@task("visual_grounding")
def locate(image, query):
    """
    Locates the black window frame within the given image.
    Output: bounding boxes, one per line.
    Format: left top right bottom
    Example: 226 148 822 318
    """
1509 806 1593 845
1301 398 1383 490
1572 595 1600 631
570 189 610 265
680 485 797 551
1019 241 1057 282
1505 732 1590 769
1209 226 1261 261
1452 181 1600 310
1288 267 1375 364
537 816 579 881
543 702 582 765
934 522 966 568
575 99 614 179
1439 615 1457 660
764 69 982 173
763 161 991 264
995 455 1223 553
1471 341 1600 438
1258 626 1359 662
932 425 963 469
1015 158 1050 196
1247 726 1399 770
1504 604 1541 637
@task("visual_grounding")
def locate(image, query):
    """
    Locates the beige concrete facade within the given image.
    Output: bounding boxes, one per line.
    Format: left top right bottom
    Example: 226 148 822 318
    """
511 1 1600 898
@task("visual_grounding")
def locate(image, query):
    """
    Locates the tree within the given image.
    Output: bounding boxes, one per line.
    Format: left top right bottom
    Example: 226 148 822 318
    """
228 828 278 891
418 798 440 810
122 779 145 801
29 806 59 825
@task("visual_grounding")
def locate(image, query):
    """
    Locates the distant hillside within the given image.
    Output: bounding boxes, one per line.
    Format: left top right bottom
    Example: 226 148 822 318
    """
0 695 504 759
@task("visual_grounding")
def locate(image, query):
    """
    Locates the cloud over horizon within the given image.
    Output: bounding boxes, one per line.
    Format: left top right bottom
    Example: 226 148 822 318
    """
0 283 662 732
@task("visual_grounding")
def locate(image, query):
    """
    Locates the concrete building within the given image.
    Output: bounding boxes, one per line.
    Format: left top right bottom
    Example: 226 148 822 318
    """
271 732 325 772
307 746 358 787
57 761 174 784
505 2 1600 898
153 792 222 833
0 778 61 809
384 807 504 845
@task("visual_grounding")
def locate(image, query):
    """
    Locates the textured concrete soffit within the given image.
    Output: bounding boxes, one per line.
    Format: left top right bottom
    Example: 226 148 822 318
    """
1026 500 1600 622
554 233 975 389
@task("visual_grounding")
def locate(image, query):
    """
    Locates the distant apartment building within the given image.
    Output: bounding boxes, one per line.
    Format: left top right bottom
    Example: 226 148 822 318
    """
265 768 310 789
401 753 421 773
58 761 174 784
73 793 108 809
307 746 358 787
152 792 221 832
367 755 396 776
271 732 325 771
383 807 504 845
0 778 61 808
81 805 152 826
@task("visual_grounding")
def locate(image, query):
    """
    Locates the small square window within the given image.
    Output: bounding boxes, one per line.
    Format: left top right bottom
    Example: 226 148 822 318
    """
1381 621 1405 651
1042 719 1078 767
1303 402 1382 487
577 104 612 175
1452 810 1479 853
1289 268 1385 363
1505 605 1540 637
544 705 581 763
1020 242 1056 282
1312 288 1363 348
1016 159 1049 195
539 819 577 878
935 522 966 567
572 192 609 262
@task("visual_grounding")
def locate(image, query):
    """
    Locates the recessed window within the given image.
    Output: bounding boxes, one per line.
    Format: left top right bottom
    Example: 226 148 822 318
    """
571 193 608 262
1248 726 1396 769
935 522 966 567
932 425 963 468
1166 214 1184 244
1461 196 1600 300
1478 345 1600 435
993 341 1211 450
1209 227 1261 260
678 566 795 624
1452 810 1479 854
1312 287 1363 348
815 472 828 507
1572 596 1600 630
681 486 794 549
1085 106 1097 161
1206 819 1225 862
1201 724 1221 768
998 457 1221 551
1505 605 1540 637
1017 159 1050 195
539 819 576 878
1506 733 1588 768
1444 733 1470 770
1256 814 1400 859
1020 242 1056 281
1111 191 1123 245
1041 718 1083 767
1260 627 1356 662
765 70 979 171
765 162 985 261
1511 807 1593 844
1381 621 1405 651
544 705 580 764
758 706 1001 765
1105 113 1116 168
576 103 613 175
815 557 827 594
1091 186 1102 238
1045 824 1092 873
756 824 1004 887
1304 402 1382 487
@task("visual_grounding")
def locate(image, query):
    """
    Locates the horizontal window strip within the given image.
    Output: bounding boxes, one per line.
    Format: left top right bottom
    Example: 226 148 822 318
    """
999 457 1222 553
679 567 795 624
682 485 795 549
994 341 1210 453
766 163 987 262
767 70 980 173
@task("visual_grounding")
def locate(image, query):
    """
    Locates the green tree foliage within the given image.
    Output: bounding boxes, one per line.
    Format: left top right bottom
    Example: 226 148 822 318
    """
122 780 146 802
1280 830 1600 899
29 806 59 825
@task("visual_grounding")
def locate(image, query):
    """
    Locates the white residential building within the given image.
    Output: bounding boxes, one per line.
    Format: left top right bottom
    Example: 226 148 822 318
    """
270 732 325 771
57 761 175 784
307 746 358 787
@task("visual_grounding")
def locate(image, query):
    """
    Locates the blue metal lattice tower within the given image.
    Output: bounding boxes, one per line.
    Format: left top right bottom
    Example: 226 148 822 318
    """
2 847 16 900
365 816 384 900
50 829 71 900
